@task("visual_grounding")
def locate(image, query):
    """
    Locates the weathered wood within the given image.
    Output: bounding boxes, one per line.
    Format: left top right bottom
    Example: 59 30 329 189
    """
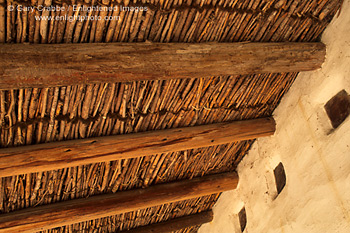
124 211 213 233
324 89 350 129
0 172 237 232
0 117 275 177
0 42 325 89
0 0 5 43
238 207 247 232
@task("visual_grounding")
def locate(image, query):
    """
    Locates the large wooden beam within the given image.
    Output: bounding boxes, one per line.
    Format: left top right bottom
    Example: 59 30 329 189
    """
124 211 213 233
0 117 275 177
0 172 237 233
0 42 325 89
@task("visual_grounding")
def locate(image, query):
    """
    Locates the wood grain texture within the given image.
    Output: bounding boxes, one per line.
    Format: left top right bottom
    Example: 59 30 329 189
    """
0 117 275 177
0 42 325 89
124 211 213 233
0 172 237 232
324 89 350 129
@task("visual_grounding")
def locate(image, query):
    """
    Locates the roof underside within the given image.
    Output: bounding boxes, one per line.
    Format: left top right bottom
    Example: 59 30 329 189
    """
0 0 341 232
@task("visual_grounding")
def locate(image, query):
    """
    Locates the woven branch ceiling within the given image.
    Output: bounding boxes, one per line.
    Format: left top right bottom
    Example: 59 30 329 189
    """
0 0 342 232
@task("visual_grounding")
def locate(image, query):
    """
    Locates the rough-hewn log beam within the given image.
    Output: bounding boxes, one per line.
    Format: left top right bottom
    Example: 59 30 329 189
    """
0 117 275 177
0 42 325 89
124 211 213 233
0 172 237 233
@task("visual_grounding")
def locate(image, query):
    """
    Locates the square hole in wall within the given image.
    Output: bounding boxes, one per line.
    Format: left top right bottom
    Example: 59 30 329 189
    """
274 162 286 195
238 206 247 232
324 90 350 129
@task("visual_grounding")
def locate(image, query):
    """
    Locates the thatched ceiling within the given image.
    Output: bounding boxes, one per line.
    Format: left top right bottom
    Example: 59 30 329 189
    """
0 0 342 232
1 0 341 43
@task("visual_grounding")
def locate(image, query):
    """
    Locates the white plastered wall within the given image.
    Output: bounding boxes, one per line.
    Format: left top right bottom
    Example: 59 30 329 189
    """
199 0 350 232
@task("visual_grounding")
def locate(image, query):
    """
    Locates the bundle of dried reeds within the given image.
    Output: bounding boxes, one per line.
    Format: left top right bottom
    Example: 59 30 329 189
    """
0 0 341 43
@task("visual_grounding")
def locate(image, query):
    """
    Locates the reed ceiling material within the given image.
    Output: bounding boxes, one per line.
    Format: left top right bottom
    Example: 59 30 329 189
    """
0 0 342 232
0 74 295 232
0 0 341 43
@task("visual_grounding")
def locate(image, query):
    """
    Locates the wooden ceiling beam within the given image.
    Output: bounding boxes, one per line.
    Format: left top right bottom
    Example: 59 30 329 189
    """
0 172 237 232
124 210 213 233
0 117 275 177
0 42 325 89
